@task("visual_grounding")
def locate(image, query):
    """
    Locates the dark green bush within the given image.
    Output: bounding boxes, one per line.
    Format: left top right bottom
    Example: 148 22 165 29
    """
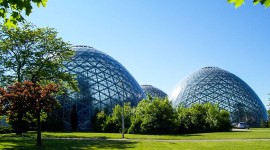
93 103 133 133
10 120 29 134
176 103 232 133
0 126 13 134
129 98 178 134
42 114 64 131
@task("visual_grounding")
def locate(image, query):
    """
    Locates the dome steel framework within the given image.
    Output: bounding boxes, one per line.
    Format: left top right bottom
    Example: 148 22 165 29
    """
171 67 267 126
141 85 168 99
59 45 145 130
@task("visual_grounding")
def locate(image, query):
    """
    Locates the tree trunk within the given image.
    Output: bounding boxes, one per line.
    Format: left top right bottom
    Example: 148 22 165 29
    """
36 111 42 146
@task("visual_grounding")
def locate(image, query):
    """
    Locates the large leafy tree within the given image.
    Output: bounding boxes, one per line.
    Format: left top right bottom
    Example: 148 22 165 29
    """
0 81 59 146
0 23 77 89
0 0 48 27
0 23 77 145
228 0 270 8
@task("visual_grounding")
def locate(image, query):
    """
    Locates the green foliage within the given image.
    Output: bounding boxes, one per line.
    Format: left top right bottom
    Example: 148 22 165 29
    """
93 103 134 133
93 99 231 134
228 0 245 8
176 103 231 133
190 104 209 132
93 111 107 132
228 0 270 8
206 105 231 132
175 105 193 133
111 102 134 133
0 23 78 91
42 113 64 131
129 98 178 134
0 0 48 28
268 109 270 118
9 119 29 134
0 126 13 134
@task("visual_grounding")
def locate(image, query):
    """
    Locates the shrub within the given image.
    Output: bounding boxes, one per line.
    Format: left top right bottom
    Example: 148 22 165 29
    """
94 99 232 134
42 113 64 131
93 103 134 133
0 126 13 134
176 103 232 133
129 98 178 134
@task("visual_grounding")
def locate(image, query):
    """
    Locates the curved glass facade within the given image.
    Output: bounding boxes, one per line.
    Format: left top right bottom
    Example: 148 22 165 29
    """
59 45 145 130
171 67 267 126
141 85 168 99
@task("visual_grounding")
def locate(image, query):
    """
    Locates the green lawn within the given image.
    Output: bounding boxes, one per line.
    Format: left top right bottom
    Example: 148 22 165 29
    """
1 128 270 149
42 128 270 140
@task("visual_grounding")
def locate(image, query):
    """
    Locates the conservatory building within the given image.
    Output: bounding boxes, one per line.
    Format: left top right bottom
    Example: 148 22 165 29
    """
59 45 145 130
170 67 268 127
141 85 168 99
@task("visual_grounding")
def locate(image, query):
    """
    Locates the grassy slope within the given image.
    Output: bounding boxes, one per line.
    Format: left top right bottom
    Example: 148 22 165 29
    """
0 128 270 149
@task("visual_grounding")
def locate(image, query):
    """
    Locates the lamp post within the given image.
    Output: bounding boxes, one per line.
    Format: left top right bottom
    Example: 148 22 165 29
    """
121 100 125 138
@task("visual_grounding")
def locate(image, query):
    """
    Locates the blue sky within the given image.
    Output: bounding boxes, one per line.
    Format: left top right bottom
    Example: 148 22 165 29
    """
27 0 270 108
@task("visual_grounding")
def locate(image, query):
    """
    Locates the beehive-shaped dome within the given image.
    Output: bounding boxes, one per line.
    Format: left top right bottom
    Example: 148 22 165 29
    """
60 45 145 130
141 85 167 99
171 67 267 126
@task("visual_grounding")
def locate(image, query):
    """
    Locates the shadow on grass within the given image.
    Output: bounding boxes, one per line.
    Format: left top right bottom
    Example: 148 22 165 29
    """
0 138 137 150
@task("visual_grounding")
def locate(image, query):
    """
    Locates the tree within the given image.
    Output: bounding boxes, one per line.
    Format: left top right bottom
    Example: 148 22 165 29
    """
0 23 77 89
129 98 178 134
0 23 77 146
205 103 231 132
0 81 59 146
93 103 134 133
0 82 34 135
176 103 231 133
110 102 134 133
268 109 270 120
93 110 107 132
0 0 48 27
188 103 209 132
228 0 270 8
175 105 192 133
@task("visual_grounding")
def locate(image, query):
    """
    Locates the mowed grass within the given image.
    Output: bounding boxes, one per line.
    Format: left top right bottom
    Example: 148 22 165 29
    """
1 139 270 150
0 128 270 149
44 128 270 140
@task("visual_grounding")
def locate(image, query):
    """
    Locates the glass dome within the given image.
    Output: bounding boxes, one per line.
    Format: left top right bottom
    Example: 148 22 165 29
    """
170 67 267 126
59 45 145 130
141 85 168 99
